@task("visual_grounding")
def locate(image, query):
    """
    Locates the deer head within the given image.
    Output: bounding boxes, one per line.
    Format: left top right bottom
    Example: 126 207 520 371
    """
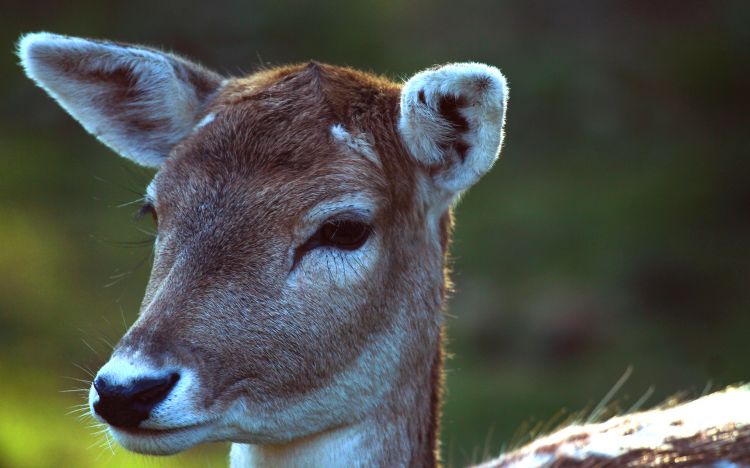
19 32 507 463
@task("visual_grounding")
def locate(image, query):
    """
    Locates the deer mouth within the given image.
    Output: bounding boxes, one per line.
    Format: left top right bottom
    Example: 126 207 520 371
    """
115 422 205 437
109 422 213 455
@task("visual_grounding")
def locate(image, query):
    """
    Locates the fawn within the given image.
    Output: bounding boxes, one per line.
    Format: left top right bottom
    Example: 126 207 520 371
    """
19 32 749 467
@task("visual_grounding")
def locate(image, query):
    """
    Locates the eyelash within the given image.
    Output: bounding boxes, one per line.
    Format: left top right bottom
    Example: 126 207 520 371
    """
292 218 372 269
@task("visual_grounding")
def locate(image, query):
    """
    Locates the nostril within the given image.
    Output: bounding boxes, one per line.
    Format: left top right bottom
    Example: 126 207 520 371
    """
132 372 180 405
93 375 108 395
93 372 180 428
135 386 162 403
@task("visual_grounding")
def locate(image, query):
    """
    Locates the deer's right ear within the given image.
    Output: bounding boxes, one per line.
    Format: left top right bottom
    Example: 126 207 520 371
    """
398 63 508 200
17 32 223 168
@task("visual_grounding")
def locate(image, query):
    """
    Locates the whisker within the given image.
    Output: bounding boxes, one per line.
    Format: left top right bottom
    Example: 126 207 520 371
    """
106 237 155 249
61 376 92 385
67 402 90 408
72 363 95 378
104 251 152 288
98 336 115 351
117 197 145 208
66 404 90 412
81 338 99 356
119 305 131 332
93 175 144 198
133 225 157 238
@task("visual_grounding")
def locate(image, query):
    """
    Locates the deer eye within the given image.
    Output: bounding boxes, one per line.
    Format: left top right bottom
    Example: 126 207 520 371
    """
137 202 158 225
292 218 372 270
318 220 371 250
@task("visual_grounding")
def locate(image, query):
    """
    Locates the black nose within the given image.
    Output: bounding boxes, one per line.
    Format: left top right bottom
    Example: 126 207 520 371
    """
93 372 180 428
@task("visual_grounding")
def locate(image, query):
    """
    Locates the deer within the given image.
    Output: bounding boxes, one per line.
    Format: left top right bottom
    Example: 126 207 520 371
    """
18 32 750 467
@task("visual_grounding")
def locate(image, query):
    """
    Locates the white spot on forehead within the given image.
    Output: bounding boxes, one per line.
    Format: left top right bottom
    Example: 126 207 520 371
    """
330 123 348 141
193 112 216 132
330 124 380 167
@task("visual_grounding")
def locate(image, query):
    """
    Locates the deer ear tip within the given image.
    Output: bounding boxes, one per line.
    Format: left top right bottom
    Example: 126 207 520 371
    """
439 62 508 103
17 33 45 83
17 31 58 57
17 32 38 65
17 32 68 77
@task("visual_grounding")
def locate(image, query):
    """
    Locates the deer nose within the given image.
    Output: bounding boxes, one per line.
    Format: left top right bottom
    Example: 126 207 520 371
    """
93 372 180 428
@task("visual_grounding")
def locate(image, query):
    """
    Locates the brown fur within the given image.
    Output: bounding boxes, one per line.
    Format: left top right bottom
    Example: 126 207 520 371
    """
113 62 445 461
24 36 746 465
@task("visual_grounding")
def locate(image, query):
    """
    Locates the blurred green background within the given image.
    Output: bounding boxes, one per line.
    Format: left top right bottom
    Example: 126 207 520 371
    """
1 1 749 466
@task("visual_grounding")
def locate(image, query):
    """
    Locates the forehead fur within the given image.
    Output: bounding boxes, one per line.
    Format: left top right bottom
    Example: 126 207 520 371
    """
158 62 416 213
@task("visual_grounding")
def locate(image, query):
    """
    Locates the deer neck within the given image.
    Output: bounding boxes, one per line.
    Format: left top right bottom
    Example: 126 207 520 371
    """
229 330 445 468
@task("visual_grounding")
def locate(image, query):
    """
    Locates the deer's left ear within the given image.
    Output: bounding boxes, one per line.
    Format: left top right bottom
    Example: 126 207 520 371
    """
398 63 508 197
17 32 223 168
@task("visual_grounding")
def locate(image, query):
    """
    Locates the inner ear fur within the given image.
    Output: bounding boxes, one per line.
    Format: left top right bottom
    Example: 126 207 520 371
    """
398 63 508 196
18 32 223 167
